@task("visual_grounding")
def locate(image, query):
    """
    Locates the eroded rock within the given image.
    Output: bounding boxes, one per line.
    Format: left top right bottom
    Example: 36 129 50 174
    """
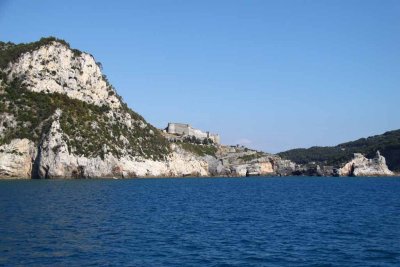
339 151 394 177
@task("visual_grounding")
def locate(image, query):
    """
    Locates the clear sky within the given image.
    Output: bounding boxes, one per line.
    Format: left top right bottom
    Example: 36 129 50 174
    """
1 0 399 152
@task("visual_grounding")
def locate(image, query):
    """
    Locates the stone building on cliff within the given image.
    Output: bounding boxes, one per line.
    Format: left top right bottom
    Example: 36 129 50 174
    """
165 123 220 144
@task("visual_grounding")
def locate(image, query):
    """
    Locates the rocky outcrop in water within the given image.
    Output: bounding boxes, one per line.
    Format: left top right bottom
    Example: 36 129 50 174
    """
278 129 400 173
339 151 394 177
202 145 297 177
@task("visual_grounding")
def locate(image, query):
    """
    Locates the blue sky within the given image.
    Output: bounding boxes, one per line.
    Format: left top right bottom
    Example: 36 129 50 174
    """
1 0 399 152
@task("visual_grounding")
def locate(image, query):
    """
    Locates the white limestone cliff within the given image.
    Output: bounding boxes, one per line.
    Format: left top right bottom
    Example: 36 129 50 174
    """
339 151 394 177
0 139 36 178
5 41 121 109
0 40 210 179
33 111 209 179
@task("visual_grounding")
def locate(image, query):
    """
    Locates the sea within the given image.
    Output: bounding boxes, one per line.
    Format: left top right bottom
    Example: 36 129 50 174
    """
1 177 399 266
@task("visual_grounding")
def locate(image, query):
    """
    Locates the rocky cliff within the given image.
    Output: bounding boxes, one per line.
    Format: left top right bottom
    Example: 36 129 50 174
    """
0 37 209 179
198 145 301 177
3 41 121 109
339 151 394 177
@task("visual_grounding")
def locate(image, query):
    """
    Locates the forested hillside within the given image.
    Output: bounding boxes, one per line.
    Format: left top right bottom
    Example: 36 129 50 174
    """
278 130 400 171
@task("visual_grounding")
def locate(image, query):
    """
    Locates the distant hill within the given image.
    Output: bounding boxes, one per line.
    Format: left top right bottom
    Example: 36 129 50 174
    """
278 130 400 171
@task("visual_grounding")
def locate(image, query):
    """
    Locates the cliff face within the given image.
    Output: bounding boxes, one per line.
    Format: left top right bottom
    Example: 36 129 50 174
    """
4 41 120 108
0 38 208 178
0 139 36 178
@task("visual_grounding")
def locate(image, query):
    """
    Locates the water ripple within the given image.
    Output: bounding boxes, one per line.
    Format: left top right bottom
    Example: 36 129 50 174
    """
0 177 400 266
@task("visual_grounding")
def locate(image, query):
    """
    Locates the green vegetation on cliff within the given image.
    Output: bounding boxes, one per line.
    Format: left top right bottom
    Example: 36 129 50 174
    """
0 37 81 69
0 78 170 160
238 152 266 162
0 37 171 161
278 130 400 171
180 143 217 157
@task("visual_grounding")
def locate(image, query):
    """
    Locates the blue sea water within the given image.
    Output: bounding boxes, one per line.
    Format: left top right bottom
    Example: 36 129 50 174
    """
1 177 400 266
